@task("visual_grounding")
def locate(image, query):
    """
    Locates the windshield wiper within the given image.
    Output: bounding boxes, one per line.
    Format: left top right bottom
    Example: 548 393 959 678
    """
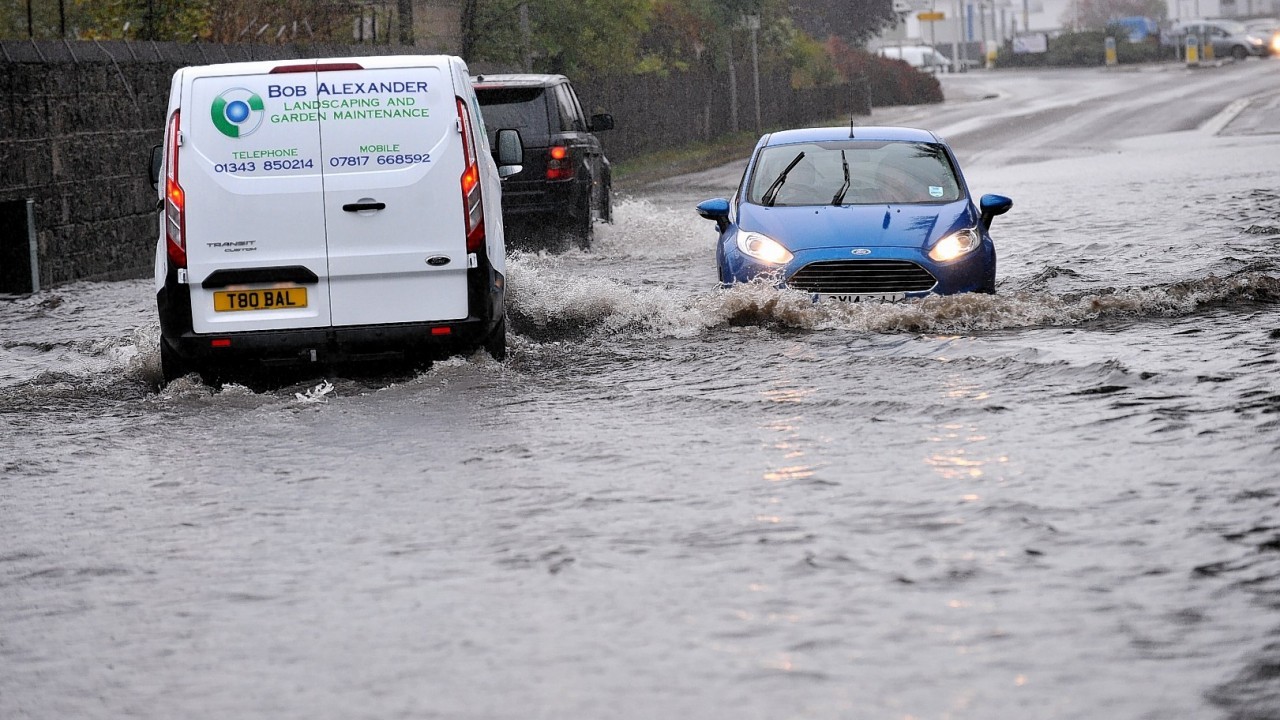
832 150 850 205
761 152 805 207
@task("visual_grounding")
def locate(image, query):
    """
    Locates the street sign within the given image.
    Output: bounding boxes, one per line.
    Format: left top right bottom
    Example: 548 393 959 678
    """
918 11 946 21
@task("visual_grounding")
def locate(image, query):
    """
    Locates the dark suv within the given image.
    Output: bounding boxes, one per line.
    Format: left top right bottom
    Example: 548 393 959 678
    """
472 74 613 248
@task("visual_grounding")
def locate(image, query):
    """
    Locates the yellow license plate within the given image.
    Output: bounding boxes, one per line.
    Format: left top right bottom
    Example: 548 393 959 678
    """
213 287 308 312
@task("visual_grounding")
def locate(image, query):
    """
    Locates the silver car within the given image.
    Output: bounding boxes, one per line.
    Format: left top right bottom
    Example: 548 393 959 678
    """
1165 19 1269 60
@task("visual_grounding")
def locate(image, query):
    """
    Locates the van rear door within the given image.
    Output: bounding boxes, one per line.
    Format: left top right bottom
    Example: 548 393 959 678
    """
318 59 470 326
183 62 330 334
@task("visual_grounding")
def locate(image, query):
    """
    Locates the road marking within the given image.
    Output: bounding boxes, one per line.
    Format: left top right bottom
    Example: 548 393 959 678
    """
1202 98 1251 136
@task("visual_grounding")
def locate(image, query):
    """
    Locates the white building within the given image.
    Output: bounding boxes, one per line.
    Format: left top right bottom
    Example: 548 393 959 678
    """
878 0 1279 48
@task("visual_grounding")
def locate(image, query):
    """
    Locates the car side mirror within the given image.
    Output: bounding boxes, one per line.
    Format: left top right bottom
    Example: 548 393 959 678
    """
149 144 163 190
979 193 1013 230
696 197 731 232
588 113 614 132
495 128 523 179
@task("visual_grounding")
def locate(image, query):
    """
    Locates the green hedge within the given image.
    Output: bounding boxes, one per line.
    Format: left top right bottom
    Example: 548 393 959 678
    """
994 29 1169 67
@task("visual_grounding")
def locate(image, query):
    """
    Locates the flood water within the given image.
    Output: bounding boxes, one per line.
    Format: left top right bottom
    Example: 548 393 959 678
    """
3 64 1280 719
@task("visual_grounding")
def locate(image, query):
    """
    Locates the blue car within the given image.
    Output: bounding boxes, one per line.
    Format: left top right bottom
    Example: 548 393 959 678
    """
697 126 1012 302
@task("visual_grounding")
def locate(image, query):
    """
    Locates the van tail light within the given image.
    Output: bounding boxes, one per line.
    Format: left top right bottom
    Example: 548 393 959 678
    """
546 145 574 181
456 97 485 253
164 109 187 268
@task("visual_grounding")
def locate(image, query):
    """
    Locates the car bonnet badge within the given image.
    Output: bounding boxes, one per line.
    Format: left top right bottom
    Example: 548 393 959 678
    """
850 248 872 256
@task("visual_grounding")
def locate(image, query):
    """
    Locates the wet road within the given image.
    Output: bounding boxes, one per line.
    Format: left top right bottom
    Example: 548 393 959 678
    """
2 62 1280 719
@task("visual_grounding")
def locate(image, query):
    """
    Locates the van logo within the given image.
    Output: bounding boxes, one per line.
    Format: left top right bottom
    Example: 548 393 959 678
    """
211 88 265 138
850 248 872 255
426 256 452 267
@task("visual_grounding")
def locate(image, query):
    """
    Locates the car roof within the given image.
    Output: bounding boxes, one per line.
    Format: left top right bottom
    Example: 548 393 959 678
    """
761 126 944 146
1174 18 1246 28
471 73 567 88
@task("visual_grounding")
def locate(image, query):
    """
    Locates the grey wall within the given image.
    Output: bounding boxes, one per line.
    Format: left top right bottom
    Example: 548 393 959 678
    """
0 40 413 288
0 40 889 288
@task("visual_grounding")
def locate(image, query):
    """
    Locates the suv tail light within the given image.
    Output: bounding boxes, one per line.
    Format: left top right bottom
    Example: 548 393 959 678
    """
546 145 574 181
163 109 186 268
456 97 485 253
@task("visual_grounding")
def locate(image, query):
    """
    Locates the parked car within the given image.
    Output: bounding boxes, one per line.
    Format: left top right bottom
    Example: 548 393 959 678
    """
696 126 1012 301
1163 19 1269 59
150 55 523 383
472 74 613 249
1244 18 1280 55
877 45 953 72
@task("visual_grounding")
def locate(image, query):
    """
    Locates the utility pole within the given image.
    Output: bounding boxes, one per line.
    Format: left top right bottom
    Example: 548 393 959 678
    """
746 14 761 132
726 34 739 133
519 3 533 72
952 0 961 72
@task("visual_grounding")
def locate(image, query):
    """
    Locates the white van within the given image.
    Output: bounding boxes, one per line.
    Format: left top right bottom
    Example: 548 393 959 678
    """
878 45 952 72
151 55 523 383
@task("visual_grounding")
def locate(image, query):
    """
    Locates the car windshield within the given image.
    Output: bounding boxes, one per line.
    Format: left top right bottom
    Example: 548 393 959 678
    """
474 86 550 147
746 140 962 206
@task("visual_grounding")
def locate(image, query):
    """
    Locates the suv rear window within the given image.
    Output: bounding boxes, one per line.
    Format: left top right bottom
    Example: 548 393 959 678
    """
475 87 549 146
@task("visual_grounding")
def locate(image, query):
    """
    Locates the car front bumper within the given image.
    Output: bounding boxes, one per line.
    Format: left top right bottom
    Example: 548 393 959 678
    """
722 242 997 296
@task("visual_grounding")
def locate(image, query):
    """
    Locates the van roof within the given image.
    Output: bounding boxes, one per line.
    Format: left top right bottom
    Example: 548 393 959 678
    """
179 54 465 78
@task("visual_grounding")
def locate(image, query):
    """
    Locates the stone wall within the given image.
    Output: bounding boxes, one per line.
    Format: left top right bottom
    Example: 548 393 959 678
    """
0 40 411 288
0 40 875 287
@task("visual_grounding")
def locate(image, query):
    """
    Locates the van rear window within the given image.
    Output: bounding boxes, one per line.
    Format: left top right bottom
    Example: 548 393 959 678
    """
475 87 549 145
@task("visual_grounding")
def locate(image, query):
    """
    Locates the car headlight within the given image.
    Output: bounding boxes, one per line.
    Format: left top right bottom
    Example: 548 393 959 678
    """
736 231 793 265
928 228 980 262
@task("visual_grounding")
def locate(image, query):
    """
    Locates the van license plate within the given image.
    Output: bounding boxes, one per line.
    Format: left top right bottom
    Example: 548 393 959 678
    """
214 287 308 312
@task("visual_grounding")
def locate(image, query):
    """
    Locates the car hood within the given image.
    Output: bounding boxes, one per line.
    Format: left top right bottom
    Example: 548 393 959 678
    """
737 200 976 251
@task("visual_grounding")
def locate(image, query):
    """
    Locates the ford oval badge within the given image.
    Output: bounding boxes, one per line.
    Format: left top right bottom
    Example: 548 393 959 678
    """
426 256 451 267
851 248 872 256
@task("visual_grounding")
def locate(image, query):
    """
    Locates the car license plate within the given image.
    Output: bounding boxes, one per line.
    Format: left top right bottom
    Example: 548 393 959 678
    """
814 292 907 303
213 287 308 312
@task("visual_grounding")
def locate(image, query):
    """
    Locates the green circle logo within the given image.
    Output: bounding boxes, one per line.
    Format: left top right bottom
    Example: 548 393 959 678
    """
211 88 265 138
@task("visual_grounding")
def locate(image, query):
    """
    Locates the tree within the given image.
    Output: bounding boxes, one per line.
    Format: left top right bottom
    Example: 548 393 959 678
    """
787 0 898 44
60 0 358 43
397 0 413 44
464 0 652 76
1060 0 1167 31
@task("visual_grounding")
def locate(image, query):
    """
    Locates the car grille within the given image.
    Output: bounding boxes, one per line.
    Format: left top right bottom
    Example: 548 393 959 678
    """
786 260 937 294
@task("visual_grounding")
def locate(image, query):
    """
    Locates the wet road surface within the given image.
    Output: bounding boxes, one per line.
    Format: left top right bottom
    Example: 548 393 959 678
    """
3 62 1280 719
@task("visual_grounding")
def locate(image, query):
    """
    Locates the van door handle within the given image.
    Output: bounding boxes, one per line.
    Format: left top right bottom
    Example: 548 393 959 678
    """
343 201 386 212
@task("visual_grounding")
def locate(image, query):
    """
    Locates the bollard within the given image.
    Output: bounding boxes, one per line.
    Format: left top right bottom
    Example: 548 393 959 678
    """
1185 35 1200 66
1203 35 1215 61
1105 36 1118 66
